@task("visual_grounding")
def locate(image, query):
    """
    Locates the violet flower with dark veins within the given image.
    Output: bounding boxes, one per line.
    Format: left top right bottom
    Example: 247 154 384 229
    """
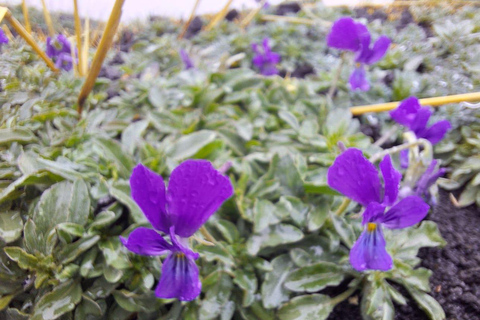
46 34 71 59
399 159 446 205
390 96 451 144
252 38 281 76
179 49 194 70
390 96 451 168
327 17 391 91
55 53 73 72
0 29 8 45
327 148 429 271
120 160 233 301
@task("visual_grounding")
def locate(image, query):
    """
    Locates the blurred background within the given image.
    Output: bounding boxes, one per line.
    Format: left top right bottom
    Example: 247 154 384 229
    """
1 0 393 21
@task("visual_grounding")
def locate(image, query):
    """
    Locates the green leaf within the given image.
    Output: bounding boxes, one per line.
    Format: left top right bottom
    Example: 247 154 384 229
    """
304 183 341 196
214 220 240 244
274 154 304 196
277 294 334 320
56 235 100 264
196 245 234 266
261 255 294 309
4 247 39 270
107 181 145 223
98 237 131 269
57 223 84 238
0 294 14 311
31 280 82 320
112 290 161 313
121 120 149 155
89 211 119 230
0 128 36 145
167 130 217 160
253 199 280 233
33 180 91 238
307 201 329 232
0 211 23 243
233 270 257 307
330 213 356 248
93 138 134 179
361 279 395 320
199 272 233 320
285 262 345 293
406 287 445 320
247 224 304 255
278 110 300 131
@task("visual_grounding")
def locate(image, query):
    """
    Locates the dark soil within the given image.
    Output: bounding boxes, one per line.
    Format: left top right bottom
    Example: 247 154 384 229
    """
276 2 301 16
328 190 480 320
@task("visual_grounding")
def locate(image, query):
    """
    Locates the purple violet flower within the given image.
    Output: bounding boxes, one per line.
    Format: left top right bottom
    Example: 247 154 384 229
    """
0 29 8 45
179 49 194 70
399 159 446 205
390 96 452 145
252 38 281 76
46 34 71 58
255 0 270 9
327 17 391 91
327 148 429 271
55 52 73 72
120 160 233 301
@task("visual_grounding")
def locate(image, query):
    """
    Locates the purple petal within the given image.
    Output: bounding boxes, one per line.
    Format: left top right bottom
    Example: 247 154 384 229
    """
380 155 401 206
364 35 390 65
415 160 446 201
0 30 9 44
421 120 451 145
353 23 372 63
409 107 432 136
327 148 382 206
130 164 170 233
389 96 421 127
399 149 409 169
362 202 386 224
155 252 201 301
46 37 55 58
252 55 265 68
349 65 370 91
350 226 392 271
120 227 173 256
262 38 271 54
251 43 261 55
167 160 234 238
180 49 194 70
327 17 361 52
261 64 279 76
268 52 281 64
169 226 199 260
381 196 429 229
55 53 73 72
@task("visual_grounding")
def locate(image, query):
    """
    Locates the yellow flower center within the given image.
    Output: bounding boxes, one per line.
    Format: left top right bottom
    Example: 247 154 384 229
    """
367 223 377 232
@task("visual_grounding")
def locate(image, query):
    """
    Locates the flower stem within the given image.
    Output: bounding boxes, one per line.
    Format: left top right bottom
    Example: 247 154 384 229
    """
335 198 351 217
200 226 217 244
331 286 357 306
373 125 398 147
369 139 428 163
327 53 345 99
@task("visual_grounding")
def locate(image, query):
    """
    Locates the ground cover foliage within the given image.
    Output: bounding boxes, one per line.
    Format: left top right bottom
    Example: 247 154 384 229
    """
0 2 479 320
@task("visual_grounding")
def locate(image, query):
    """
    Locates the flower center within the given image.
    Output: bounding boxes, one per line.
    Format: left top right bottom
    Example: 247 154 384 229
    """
367 223 377 232
175 252 185 258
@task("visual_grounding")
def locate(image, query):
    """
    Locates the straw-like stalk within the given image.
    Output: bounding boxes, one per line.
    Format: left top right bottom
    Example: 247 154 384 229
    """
77 0 126 114
239 0 267 29
40 0 55 36
178 0 201 39
21 0 31 33
73 0 84 76
204 0 233 32
0 7 59 72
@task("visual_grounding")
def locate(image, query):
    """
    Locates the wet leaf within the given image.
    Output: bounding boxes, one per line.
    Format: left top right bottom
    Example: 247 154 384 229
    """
277 294 334 320
31 280 82 320
285 262 345 293
0 211 23 243
261 255 294 309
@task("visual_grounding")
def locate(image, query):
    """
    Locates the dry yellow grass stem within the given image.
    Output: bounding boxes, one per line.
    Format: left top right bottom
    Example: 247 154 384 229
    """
204 0 233 32
21 0 31 33
239 0 267 29
81 18 90 77
178 0 201 39
73 0 85 76
40 0 54 36
0 7 59 72
77 0 126 114
261 14 331 28
1 24 13 40
350 92 480 115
